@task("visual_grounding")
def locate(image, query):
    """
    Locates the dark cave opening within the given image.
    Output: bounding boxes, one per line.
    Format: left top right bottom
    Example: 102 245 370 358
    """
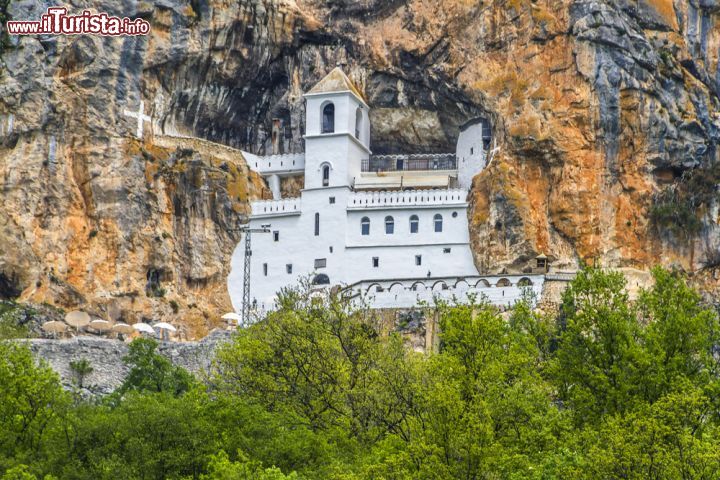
0 271 22 300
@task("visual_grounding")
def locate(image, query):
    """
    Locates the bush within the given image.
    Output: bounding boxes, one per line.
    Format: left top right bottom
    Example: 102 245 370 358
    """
69 359 93 388
0 301 32 340
649 189 702 238
650 163 720 239
115 338 195 398
169 300 180 314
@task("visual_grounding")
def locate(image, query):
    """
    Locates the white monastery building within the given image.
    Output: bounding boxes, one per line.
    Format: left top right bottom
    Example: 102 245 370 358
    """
228 69 544 314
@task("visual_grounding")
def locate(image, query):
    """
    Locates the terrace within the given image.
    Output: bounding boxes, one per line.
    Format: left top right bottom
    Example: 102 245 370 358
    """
361 153 457 173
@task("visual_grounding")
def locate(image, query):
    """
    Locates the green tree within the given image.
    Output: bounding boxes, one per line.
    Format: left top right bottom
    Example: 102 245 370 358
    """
408 300 565 478
201 451 299 480
637 267 720 401
583 381 720 479
57 389 218 480
115 338 195 398
550 267 644 423
214 283 414 444
0 342 69 473
68 359 93 389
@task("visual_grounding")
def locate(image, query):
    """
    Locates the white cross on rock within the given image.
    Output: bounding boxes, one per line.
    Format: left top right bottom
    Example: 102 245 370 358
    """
123 100 152 139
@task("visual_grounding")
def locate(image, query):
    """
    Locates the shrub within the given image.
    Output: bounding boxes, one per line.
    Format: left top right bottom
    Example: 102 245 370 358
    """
69 359 93 388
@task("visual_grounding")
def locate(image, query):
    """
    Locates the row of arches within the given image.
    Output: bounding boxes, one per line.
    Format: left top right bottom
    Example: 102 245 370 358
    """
366 277 534 294
361 214 443 235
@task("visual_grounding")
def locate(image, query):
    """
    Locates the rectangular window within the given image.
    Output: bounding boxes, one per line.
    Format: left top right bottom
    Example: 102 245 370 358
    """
263 263 268 276
329 246 334 253
286 264 292 274
314 258 327 269
329 197 335 204
314 213 320 236
372 257 379 268
273 231 279 242
443 248 451 254
415 255 422 266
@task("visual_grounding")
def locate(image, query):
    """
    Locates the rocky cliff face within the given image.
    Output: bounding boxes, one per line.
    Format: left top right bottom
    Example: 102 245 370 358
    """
1 0 719 335
465 0 720 273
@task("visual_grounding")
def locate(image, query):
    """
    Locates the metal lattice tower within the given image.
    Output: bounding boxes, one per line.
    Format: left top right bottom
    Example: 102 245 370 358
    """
240 225 271 326
241 231 252 326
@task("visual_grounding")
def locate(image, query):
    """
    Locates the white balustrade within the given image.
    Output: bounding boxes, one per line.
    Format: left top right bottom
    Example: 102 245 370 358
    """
251 198 302 216
244 152 305 175
348 188 468 209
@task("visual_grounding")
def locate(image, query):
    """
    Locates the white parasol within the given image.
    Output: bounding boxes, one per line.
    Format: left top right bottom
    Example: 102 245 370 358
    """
221 312 242 322
112 322 135 334
88 319 112 332
133 322 154 334
153 322 177 332
42 321 68 334
65 311 90 328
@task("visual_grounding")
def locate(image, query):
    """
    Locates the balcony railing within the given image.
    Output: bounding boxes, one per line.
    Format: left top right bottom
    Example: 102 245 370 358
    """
362 153 457 173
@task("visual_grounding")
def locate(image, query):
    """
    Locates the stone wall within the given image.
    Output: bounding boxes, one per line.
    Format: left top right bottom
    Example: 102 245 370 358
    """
27 330 232 395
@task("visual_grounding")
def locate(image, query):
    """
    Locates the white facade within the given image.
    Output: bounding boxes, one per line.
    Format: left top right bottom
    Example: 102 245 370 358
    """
457 118 490 190
227 69 531 314
241 152 305 199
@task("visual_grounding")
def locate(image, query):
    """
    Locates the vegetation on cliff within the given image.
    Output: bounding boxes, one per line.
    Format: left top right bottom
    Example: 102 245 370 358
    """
1 267 720 479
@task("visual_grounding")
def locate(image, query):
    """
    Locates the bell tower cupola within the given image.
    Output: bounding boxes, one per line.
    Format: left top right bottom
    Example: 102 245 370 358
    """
303 68 371 189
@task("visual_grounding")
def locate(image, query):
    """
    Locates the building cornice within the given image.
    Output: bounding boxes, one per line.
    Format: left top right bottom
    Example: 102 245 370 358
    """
250 211 302 219
303 132 372 154
346 203 468 211
345 241 471 249
303 90 370 109
301 185 352 193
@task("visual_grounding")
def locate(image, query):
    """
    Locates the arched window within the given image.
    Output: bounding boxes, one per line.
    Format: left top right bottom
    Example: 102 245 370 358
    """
322 103 334 133
385 216 394 234
322 164 330 187
434 214 443 232
355 107 362 139
312 274 330 285
314 213 320 236
409 215 419 233
361 217 370 236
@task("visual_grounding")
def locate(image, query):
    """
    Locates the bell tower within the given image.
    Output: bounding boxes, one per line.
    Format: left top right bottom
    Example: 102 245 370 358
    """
303 68 371 190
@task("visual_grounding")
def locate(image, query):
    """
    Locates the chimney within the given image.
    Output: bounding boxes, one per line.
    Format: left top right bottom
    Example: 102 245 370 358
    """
271 119 281 155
